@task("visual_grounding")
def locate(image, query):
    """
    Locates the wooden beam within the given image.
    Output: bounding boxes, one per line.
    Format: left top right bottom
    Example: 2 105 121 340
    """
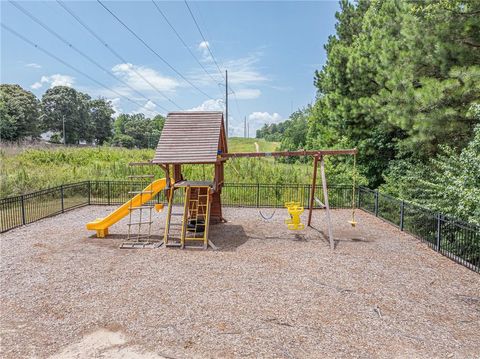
307 155 319 227
221 148 357 158
153 161 221 165
320 156 334 250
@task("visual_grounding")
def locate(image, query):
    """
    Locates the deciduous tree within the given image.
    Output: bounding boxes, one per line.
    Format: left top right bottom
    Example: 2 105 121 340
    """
0 84 40 141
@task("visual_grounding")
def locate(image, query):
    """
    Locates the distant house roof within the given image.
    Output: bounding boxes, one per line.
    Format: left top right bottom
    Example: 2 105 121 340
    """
152 111 227 164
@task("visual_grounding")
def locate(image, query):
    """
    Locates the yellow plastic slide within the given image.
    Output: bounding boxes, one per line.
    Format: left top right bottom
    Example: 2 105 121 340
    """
86 178 167 238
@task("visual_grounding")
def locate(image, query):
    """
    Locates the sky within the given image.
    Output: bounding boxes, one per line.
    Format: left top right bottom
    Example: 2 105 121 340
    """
1 0 340 137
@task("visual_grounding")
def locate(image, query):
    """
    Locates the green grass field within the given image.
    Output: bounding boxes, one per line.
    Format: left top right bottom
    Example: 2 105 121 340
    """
1 138 362 197
227 138 279 152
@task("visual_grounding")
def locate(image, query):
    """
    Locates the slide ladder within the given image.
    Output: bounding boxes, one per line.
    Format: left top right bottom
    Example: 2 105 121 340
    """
163 187 184 248
164 185 212 250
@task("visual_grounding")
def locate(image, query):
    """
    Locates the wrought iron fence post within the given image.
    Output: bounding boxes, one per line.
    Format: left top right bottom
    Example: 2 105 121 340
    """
436 213 442 252
88 181 91 205
356 187 361 209
107 181 111 205
21 195 26 225
374 190 379 217
400 200 405 231
60 185 64 213
305 184 309 208
256 183 260 208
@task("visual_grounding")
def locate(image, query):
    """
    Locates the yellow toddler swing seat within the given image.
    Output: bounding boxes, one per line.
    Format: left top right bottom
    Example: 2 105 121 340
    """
284 201 305 230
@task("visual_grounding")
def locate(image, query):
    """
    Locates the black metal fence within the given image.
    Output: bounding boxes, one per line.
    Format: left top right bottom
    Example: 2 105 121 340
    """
1 181 478 272
0 182 89 232
358 187 480 272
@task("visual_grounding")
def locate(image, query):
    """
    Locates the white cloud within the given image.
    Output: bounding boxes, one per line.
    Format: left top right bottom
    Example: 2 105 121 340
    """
248 111 283 124
30 74 75 89
198 41 209 50
112 63 179 93
191 52 268 90
198 40 211 60
30 82 42 90
223 54 268 85
233 88 261 100
188 98 225 112
110 98 122 118
26 63 42 69
246 111 285 137
228 123 245 137
134 100 160 118
186 102 284 138
46 74 75 87
240 111 286 137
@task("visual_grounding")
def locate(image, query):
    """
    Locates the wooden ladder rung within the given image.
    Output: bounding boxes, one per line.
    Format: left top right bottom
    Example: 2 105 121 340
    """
184 244 207 249
165 242 182 247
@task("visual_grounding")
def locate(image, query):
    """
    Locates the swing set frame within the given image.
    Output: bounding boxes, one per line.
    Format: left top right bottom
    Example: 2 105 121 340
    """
221 148 358 250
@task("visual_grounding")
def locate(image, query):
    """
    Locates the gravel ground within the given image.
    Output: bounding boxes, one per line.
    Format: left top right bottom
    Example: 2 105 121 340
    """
1 206 479 359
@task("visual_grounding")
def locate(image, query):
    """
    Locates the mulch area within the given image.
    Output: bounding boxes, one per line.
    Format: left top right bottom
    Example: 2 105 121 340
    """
1 206 479 358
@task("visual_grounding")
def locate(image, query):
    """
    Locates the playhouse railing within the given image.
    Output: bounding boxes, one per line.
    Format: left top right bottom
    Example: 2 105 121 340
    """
1 180 478 272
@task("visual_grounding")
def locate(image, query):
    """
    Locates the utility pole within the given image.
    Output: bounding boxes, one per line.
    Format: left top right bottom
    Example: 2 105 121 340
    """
244 116 246 138
62 115 66 145
225 70 228 140
247 122 249 138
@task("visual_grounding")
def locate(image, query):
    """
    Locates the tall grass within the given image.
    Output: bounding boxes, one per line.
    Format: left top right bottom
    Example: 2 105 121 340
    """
1 140 365 197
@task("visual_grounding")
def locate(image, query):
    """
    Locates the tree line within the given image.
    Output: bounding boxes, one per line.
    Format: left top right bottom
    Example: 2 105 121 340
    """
0 84 164 149
257 0 480 224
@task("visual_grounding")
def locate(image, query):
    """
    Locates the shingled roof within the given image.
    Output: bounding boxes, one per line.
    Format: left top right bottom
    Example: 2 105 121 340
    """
152 111 227 164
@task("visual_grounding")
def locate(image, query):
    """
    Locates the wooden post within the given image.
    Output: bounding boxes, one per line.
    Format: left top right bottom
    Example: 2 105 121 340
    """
180 186 190 249
173 164 182 183
320 156 334 250
307 155 319 226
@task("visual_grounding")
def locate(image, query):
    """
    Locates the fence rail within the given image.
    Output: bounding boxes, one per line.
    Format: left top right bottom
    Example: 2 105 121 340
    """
1 181 478 273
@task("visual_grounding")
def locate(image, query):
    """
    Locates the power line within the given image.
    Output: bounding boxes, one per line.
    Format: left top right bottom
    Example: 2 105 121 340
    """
183 1 244 122
151 0 220 84
56 0 182 111
10 1 168 112
97 0 214 100
1 22 145 108
230 87 242 118
184 0 224 81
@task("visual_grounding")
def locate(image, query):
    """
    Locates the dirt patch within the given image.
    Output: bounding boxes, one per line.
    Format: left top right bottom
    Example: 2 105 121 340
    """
48 329 167 359
1 206 479 358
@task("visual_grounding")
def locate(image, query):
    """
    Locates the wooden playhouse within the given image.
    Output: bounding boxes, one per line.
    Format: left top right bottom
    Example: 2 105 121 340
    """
152 111 227 249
